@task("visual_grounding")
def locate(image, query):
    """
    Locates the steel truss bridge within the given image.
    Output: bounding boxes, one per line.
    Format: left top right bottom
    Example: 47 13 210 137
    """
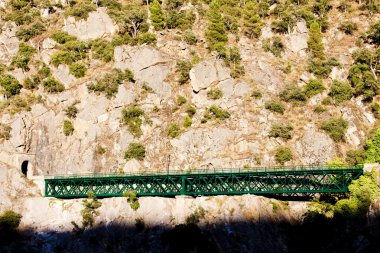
44 164 364 198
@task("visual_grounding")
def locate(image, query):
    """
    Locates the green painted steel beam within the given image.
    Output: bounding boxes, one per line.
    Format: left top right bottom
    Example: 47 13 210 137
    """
44 165 364 198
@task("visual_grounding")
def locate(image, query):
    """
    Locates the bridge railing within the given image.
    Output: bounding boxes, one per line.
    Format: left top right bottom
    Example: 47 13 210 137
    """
45 164 364 180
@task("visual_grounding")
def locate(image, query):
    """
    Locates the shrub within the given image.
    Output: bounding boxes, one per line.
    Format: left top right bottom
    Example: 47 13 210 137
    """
16 22 45 41
91 39 114 62
149 0 165 30
321 96 333 105
0 123 11 141
242 2 263 39
0 74 22 97
364 128 380 163
176 95 186 106
64 104 79 118
137 33 157 46
320 116 348 142
63 120 74 136
314 105 326 113
81 192 102 228
279 84 307 103
328 80 353 104
124 143 146 161
42 77 65 93
308 57 341 78
176 60 192 84
201 105 230 123
183 115 192 128
207 88 223 100
50 51 81 67
265 100 285 114
166 10 196 30
50 31 77 44
366 21 380 46
65 1 96 19
95 145 106 155
371 102 380 118
307 21 325 60
87 69 133 98
186 106 196 117
304 79 325 97
11 43 36 70
0 63 5 74
338 21 358 35
0 210 22 230
23 75 40 90
69 62 87 78
183 30 197 45
345 149 365 165
263 36 285 57
168 123 180 138
186 207 206 224
269 123 293 140
205 1 227 51
251 90 262 98
123 190 140 211
121 106 145 137
275 146 293 165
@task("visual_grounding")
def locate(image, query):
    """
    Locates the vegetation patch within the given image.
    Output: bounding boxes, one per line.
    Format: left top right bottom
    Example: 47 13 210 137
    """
304 79 325 97
0 74 22 97
0 123 11 142
0 210 22 231
69 62 87 78
269 123 293 140
80 191 102 228
186 207 206 224
265 100 285 114
63 120 74 136
123 190 140 211
42 77 65 93
207 88 223 100
176 60 192 85
124 143 146 161
275 146 293 165
11 43 36 70
201 105 230 123
168 123 181 138
121 106 145 137
328 80 353 104
320 116 348 142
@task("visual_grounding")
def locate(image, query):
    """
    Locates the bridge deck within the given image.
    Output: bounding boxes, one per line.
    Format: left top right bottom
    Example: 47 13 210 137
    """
44 164 364 198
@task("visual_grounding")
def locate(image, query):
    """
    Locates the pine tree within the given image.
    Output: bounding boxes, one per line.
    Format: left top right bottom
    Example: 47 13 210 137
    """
242 2 263 39
149 0 165 31
307 21 325 60
205 0 227 53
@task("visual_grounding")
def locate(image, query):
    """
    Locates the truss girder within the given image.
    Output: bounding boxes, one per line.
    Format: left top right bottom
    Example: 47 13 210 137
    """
44 169 363 198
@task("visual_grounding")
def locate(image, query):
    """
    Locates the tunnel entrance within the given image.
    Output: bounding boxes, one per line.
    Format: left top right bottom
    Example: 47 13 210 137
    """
21 160 28 176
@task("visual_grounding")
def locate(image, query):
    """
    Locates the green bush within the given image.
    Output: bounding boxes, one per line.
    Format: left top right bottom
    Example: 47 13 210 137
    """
23 75 40 90
50 51 81 67
42 77 65 93
186 207 206 224
166 10 196 30
205 0 227 51
183 30 197 45
137 33 157 46
87 69 133 98
81 191 102 228
279 84 307 103
69 62 87 78
0 210 22 230
177 95 187 106
207 88 223 100
308 57 341 78
265 100 285 114
320 116 348 142
176 60 192 84
275 146 293 165
121 106 145 137
263 36 285 57
307 21 325 60
168 123 181 138
314 105 326 113
364 128 380 163
328 80 353 104
345 149 365 165
338 21 358 35
91 39 114 62
11 43 36 70
269 123 293 140
321 96 333 105
251 90 262 98
16 22 45 41
124 143 146 161
0 74 22 97
50 31 77 44
64 104 79 118
63 120 74 136
65 1 96 19
149 0 165 30
371 102 380 118
242 2 263 39
201 105 230 123
183 115 193 128
366 21 380 46
0 123 12 141
123 190 140 211
304 79 325 97
186 106 196 117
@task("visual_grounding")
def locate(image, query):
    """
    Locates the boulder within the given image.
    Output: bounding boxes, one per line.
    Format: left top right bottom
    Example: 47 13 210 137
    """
63 8 117 40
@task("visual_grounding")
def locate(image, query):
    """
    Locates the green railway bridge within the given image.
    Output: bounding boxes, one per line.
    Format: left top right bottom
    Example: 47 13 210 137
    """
44 164 364 198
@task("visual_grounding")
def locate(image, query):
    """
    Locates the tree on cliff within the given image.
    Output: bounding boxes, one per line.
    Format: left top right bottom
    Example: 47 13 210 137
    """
149 0 165 30
307 21 325 60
